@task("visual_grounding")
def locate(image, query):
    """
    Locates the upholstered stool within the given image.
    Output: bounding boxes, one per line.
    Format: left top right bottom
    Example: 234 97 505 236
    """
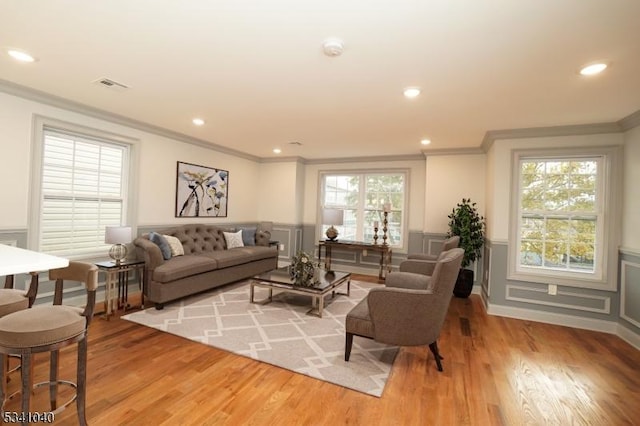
0 262 97 425
0 275 39 399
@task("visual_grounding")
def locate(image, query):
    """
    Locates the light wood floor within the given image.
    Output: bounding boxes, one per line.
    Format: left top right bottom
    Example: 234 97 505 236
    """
4 274 640 425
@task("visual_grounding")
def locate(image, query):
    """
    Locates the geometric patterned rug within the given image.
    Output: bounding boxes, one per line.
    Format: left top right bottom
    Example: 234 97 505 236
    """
122 279 398 397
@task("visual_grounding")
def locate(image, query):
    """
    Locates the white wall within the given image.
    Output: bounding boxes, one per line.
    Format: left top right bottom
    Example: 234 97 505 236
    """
0 91 262 234
256 160 303 224
424 154 486 234
623 125 640 251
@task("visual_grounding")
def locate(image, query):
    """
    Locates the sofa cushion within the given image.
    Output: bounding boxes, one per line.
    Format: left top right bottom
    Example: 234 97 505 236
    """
166 225 226 254
201 246 276 269
153 255 218 283
223 230 244 249
163 234 184 257
240 227 256 246
149 232 172 260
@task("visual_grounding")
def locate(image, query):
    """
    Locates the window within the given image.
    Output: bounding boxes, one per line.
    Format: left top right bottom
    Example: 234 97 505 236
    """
509 147 621 290
320 171 407 247
32 126 131 258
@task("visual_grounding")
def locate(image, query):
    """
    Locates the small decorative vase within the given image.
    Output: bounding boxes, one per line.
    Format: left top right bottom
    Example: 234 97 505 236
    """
325 226 339 241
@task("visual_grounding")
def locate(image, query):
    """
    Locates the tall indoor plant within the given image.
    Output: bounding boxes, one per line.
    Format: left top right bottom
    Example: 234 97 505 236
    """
447 198 485 298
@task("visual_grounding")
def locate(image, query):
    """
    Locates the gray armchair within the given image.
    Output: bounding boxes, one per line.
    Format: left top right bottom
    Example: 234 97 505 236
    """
399 235 460 276
345 248 464 371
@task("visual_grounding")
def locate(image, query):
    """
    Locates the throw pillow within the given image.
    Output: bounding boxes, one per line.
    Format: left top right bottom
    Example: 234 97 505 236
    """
149 232 172 260
240 227 256 246
223 230 244 249
163 234 184 257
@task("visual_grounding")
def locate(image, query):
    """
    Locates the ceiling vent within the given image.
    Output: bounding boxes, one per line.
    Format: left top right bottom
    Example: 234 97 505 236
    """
288 141 303 146
93 77 129 91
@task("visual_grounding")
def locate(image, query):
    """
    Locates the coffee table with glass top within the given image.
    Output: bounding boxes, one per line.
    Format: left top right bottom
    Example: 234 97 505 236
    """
250 267 351 318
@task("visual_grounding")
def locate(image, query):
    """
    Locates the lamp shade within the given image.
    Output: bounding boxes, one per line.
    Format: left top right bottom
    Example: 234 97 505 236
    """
105 226 132 244
322 208 344 226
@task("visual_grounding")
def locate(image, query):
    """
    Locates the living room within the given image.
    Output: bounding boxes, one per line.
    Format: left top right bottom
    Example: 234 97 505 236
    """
1 1 640 424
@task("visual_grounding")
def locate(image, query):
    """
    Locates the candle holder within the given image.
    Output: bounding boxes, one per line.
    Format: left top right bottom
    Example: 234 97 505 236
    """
382 211 389 245
373 226 379 244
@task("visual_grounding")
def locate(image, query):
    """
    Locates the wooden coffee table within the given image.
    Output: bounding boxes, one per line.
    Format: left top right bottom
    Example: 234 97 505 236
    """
250 267 351 318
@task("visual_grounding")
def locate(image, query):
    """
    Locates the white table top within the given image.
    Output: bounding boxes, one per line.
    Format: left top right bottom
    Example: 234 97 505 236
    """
0 244 69 276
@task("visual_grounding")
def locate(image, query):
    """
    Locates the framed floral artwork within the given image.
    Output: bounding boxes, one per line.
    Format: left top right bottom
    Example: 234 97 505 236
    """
175 161 228 217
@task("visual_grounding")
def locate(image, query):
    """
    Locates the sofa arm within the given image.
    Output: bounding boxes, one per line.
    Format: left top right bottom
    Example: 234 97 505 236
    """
399 259 437 276
255 230 272 246
133 237 165 270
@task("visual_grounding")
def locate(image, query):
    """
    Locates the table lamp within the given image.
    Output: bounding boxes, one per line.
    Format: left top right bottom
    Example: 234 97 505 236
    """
105 226 132 264
322 208 344 241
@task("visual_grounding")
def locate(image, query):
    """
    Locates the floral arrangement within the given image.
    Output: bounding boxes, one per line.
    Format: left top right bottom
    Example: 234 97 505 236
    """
289 251 319 287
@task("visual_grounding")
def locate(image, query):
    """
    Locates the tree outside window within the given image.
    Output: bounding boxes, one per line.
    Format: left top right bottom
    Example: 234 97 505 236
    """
321 172 406 247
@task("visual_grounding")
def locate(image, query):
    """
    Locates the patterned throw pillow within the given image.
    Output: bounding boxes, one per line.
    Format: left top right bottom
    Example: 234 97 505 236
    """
223 230 244 249
163 234 184 256
149 232 172 260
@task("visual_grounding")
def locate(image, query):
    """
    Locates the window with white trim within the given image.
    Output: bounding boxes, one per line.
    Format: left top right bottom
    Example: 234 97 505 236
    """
37 128 130 258
320 171 406 247
509 147 621 290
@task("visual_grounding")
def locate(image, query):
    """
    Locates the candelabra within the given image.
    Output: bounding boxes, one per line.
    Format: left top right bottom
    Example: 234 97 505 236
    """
373 225 379 244
382 211 389 245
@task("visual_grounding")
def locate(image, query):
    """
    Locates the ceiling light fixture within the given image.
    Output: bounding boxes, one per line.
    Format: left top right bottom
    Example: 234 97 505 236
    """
322 38 344 57
192 118 205 126
421 139 431 146
273 148 282 154
7 49 35 63
403 87 421 98
579 62 608 76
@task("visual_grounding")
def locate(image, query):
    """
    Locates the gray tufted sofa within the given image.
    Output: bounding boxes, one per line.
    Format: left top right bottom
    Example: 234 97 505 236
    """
133 224 278 309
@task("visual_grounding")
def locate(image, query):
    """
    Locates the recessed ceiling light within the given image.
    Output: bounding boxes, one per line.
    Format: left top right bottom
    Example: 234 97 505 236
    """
322 38 344 57
192 118 205 126
579 63 607 76
7 49 35 63
273 148 282 154
421 139 431 146
403 87 421 98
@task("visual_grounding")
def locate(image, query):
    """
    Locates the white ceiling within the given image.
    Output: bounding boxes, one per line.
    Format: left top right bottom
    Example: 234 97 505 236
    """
1 1 639 160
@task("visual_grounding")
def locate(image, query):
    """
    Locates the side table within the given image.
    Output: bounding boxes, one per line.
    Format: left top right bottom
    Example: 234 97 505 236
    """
95 259 145 319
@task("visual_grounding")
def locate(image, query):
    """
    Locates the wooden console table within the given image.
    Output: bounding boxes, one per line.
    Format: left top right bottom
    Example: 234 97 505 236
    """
318 239 392 280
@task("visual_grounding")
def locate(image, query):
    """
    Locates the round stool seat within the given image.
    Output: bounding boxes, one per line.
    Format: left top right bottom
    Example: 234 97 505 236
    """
0 306 85 349
0 289 29 318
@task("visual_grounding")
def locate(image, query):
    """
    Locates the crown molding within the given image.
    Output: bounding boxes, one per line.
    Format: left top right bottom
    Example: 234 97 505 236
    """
481 122 623 152
258 156 306 164
619 109 640 131
304 154 424 165
0 79 261 162
421 147 484 156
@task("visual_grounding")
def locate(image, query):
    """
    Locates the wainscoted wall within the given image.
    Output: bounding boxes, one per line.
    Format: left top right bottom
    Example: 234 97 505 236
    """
485 239 640 349
620 251 640 344
297 227 484 289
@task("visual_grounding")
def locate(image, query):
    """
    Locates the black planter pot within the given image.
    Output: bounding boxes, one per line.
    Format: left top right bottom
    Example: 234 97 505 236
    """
453 268 474 298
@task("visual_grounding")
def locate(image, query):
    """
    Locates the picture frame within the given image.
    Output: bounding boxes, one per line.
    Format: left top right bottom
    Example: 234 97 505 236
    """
175 161 228 217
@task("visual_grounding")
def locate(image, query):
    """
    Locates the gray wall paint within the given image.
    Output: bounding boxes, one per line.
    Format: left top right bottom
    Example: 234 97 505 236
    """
486 241 616 318
4 226 637 345
620 253 640 331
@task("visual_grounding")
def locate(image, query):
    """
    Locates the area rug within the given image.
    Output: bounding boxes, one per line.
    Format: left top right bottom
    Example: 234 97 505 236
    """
122 280 398 397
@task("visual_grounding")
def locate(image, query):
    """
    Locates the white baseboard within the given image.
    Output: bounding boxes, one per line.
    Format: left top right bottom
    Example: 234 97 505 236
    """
486 301 640 351
487 302 619 334
617 324 640 350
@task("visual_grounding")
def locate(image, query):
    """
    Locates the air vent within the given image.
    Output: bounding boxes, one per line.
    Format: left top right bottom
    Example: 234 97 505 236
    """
93 77 129 91
288 141 303 146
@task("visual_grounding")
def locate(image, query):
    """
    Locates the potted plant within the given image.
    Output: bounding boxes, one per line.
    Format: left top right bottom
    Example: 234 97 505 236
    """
447 198 485 298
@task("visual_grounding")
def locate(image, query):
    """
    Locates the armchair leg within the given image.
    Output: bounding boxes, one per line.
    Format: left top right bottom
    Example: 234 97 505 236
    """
428 341 444 372
345 333 354 361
